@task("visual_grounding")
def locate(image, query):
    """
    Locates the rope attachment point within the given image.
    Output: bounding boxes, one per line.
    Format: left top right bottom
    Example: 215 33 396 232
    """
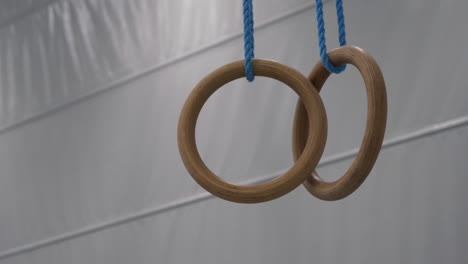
243 0 255 81
315 0 347 74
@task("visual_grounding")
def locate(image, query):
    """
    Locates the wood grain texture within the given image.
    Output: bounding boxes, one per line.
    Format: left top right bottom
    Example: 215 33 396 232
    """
293 45 387 201
178 59 327 203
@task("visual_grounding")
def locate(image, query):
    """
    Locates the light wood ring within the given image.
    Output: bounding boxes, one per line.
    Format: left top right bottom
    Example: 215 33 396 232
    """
293 45 387 201
178 59 327 203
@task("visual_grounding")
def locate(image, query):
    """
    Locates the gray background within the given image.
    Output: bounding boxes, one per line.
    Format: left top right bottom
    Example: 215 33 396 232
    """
0 0 467 263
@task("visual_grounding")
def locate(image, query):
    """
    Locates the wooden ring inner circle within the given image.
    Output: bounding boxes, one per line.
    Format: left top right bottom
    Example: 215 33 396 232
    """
178 59 327 203
293 45 387 201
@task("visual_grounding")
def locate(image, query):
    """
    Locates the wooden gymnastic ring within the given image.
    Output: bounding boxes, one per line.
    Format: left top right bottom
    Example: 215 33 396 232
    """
178 59 327 203
293 45 387 201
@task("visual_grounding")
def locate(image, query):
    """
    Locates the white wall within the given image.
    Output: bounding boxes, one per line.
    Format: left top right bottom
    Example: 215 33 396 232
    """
0 0 467 263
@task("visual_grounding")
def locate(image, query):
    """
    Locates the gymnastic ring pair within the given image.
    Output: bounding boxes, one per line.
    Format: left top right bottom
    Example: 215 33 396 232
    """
178 45 387 203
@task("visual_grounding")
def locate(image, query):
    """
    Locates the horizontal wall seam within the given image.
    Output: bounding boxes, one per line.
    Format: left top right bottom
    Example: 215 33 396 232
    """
0 113 467 260
0 1 321 136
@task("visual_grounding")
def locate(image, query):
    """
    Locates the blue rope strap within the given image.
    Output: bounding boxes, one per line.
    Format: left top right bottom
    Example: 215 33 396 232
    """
243 0 255 82
315 0 347 74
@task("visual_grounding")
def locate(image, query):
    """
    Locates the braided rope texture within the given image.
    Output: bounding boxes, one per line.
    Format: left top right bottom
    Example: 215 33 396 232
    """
316 0 347 74
243 0 255 81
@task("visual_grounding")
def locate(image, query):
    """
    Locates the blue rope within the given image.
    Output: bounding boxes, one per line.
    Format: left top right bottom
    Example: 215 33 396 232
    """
315 0 347 74
243 0 255 82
